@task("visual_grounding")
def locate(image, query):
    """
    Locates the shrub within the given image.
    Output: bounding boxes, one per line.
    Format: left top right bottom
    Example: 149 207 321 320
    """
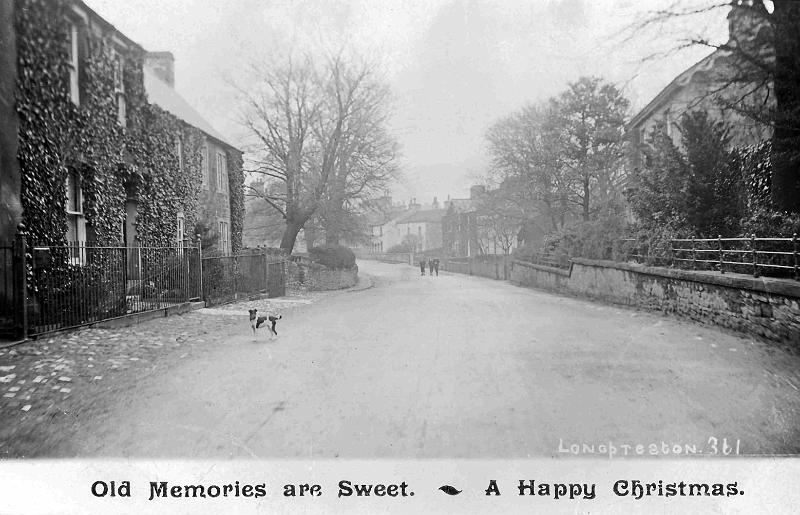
308 244 356 269
740 207 800 237
544 212 628 260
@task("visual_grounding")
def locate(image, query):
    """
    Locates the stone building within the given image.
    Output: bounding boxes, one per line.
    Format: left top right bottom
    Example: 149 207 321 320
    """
627 0 773 169
394 208 445 253
0 0 244 334
442 186 484 257
0 0 243 254
142 51 242 255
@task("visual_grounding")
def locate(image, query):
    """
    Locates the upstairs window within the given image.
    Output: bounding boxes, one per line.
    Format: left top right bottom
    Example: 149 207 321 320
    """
175 134 183 172
66 21 80 106
113 52 126 126
201 143 209 185
176 212 185 251
216 151 228 193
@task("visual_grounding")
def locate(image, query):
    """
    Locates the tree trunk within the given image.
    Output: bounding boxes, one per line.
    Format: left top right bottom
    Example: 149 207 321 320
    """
582 175 591 221
771 0 800 213
280 220 304 254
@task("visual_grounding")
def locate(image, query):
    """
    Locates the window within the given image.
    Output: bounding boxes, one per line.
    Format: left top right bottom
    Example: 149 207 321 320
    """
65 170 86 264
113 51 126 126
216 151 228 193
664 108 672 138
175 134 183 172
218 220 229 255
201 144 209 185
66 21 80 106
176 212 185 250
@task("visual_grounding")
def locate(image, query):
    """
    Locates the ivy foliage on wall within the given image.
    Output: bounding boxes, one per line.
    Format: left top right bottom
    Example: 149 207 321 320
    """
227 149 244 253
14 0 242 250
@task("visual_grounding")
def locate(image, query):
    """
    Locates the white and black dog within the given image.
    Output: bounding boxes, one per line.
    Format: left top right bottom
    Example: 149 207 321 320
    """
248 308 282 338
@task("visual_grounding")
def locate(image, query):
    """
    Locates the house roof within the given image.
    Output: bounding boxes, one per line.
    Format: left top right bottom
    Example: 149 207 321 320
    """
396 209 445 224
627 50 723 130
144 67 237 150
444 198 475 214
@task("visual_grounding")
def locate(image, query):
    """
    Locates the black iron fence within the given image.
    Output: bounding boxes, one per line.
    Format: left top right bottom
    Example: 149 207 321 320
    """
0 238 24 339
0 234 291 340
26 242 201 336
618 235 799 279
201 250 287 306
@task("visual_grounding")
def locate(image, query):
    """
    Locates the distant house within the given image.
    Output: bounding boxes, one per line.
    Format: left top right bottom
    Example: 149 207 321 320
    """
394 208 445 253
442 185 529 257
627 1 772 170
442 186 488 257
366 197 440 253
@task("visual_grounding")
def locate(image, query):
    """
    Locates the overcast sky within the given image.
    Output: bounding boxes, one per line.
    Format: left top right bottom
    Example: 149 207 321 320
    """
86 0 727 203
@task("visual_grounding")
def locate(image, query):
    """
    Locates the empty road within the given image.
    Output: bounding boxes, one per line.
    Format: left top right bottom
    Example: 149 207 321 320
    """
64 260 800 457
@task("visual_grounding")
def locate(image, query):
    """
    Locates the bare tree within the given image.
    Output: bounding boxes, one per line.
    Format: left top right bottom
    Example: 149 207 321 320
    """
317 57 400 245
485 103 571 231
239 55 323 252
238 53 399 252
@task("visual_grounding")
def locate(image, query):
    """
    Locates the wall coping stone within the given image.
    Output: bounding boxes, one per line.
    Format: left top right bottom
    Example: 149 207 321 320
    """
570 258 800 299
511 259 572 277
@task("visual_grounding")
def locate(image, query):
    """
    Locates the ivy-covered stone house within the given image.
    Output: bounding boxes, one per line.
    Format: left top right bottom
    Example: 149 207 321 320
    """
0 0 244 257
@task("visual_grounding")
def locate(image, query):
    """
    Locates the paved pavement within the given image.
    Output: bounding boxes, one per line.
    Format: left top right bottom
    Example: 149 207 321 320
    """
2 260 800 457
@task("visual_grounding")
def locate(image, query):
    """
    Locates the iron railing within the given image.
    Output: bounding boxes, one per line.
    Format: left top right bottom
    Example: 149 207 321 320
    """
26 242 201 335
618 235 799 279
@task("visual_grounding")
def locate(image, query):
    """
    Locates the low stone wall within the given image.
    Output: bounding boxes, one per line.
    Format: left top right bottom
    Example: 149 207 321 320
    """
510 258 800 346
441 255 510 279
305 264 358 291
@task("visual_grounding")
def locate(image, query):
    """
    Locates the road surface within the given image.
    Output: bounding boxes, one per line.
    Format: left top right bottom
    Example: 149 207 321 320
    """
67 260 800 457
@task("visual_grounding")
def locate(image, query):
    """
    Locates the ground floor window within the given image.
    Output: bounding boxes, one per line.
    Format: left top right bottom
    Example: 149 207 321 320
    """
65 170 86 265
177 212 185 251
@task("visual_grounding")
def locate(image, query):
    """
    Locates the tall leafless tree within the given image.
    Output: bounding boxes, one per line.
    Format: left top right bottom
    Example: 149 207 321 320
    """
238 53 399 253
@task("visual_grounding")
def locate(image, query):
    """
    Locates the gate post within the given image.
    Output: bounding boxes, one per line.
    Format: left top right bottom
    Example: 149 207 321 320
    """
196 233 204 303
15 224 28 340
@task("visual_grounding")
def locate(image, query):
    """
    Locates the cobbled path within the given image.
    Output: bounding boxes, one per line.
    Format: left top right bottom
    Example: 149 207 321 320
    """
0 291 323 457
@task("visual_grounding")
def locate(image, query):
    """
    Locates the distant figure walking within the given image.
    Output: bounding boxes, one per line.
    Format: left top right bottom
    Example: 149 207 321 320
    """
428 258 434 276
433 258 440 276
419 259 426 276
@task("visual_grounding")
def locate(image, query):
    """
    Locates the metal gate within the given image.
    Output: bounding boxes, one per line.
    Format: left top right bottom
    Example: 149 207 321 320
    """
0 237 25 340
200 252 287 306
267 260 286 298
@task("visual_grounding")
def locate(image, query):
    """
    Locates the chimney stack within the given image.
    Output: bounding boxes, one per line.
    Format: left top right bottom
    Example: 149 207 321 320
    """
145 51 175 88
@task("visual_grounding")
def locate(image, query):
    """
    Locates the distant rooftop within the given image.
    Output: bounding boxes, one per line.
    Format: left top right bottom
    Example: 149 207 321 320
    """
143 66 236 149
396 209 445 224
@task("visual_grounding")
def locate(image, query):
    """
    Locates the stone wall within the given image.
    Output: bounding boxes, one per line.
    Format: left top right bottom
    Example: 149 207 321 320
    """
441 255 512 280
287 258 358 291
305 264 358 291
510 258 800 346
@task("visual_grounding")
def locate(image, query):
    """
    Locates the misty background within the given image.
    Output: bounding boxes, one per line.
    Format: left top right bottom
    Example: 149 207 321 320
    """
85 0 726 203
